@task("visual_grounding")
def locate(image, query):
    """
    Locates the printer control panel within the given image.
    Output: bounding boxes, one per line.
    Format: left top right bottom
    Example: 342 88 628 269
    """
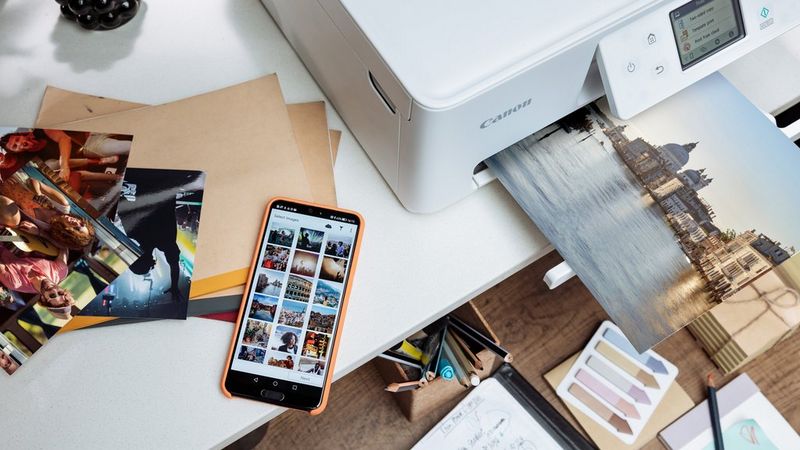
597 0 800 119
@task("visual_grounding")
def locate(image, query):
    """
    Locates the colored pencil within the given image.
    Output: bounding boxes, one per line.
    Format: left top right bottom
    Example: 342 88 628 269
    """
448 315 513 363
602 328 668 374
450 328 484 370
385 380 423 393
441 339 470 388
437 353 455 381
420 320 448 381
586 356 651 405
595 340 659 388
377 351 423 371
445 331 476 387
576 369 640 419
707 373 725 450
568 383 633 435
445 331 476 372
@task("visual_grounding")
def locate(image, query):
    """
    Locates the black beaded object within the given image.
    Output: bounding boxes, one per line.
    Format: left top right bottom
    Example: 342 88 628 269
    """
56 0 140 31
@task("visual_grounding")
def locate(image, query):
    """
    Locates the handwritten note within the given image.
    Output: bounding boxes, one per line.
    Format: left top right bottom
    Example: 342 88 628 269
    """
413 378 564 450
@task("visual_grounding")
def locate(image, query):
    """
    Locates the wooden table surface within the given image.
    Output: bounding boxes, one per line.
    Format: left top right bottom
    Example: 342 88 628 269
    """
260 250 800 449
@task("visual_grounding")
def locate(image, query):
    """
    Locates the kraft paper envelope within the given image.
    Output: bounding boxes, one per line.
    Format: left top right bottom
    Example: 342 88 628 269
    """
40 75 311 298
189 129 341 303
544 354 694 450
329 129 341 161
36 85 340 330
38 87 338 206
287 103 337 206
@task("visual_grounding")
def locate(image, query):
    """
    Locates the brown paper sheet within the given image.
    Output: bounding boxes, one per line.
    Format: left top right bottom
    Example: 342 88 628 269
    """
329 130 341 161
35 75 310 293
544 354 694 450
287 102 336 206
36 84 339 330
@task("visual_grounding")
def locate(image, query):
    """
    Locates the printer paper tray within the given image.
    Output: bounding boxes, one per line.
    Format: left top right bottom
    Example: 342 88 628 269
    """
485 73 800 351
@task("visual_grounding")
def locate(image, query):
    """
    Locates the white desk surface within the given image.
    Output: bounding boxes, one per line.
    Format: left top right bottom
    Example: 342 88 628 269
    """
0 1 550 448
1 1 797 449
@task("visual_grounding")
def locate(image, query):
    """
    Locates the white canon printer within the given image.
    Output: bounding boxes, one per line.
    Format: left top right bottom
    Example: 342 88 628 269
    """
263 0 800 213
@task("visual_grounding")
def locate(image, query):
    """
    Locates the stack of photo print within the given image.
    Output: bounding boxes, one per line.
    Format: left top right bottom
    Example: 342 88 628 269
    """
0 127 205 375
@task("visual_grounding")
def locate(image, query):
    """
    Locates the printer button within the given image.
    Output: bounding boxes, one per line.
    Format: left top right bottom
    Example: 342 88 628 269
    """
652 61 668 77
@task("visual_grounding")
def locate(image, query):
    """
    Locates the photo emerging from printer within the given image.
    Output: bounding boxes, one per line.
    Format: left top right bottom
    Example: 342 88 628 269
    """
0 159 141 375
487 74 800 350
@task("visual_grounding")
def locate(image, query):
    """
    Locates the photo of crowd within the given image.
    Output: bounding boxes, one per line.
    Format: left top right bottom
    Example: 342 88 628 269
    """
266 223 295 247
267 352 295 370
284 274 312 303
296 227 324 253
242 319 271 349
78 169 205 320
313 280 341 308
324 232 353 259
261 244 289 272
298 357 325 375
249 294 278 322
308 305 336 334
290 250 319 278
278 300 307 328
319 256 348 283
255 270 284 297
271 325 301 354
237 345 266 364
302 331 331 359
0 157 141 375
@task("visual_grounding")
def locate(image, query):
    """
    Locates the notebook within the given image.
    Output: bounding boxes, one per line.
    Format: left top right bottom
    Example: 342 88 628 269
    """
414 364 592 450
659 374 800 449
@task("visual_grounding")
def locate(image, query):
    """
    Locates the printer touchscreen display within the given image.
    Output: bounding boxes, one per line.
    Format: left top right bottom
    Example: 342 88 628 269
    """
670 0 745 69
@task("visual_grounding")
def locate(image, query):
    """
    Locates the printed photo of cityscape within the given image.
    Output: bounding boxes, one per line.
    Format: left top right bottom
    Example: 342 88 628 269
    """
487 74 800 350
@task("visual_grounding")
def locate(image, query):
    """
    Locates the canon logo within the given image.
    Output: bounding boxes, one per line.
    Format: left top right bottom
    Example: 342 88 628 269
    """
480 98 532 129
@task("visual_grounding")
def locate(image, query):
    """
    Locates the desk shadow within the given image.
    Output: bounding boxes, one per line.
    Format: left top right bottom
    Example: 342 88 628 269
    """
0 0 32 58
49 1 147 73
224 1 292 71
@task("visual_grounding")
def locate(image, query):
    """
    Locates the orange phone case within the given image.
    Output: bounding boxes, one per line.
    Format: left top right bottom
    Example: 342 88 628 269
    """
220 197 365 415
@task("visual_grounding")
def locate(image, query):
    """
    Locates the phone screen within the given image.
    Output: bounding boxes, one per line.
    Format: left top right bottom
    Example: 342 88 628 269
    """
226 200 360 408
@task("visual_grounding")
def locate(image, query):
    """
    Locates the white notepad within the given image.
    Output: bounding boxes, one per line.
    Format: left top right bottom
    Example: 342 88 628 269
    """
413 378 563 450
659 374 800 449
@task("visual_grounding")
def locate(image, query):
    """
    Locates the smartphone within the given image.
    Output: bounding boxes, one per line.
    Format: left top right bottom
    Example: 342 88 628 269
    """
221 197 364 414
